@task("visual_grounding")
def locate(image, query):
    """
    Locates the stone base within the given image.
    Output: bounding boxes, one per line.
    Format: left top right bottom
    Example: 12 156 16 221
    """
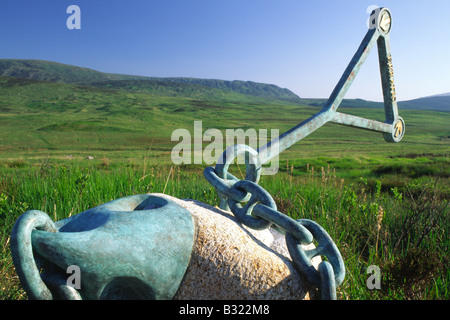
153 194 320 300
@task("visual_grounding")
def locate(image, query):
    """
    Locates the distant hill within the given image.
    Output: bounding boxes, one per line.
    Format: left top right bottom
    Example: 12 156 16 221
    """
299 98 384 109
0 59 146 83
300 95 450 112
0 59 301 103
1 59 448 110
398 93 450 112
146 77 301 103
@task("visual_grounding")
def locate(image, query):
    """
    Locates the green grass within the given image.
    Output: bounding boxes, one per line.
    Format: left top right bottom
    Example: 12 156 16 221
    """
0 156 448 300
1 75 449 164
0 73 448 300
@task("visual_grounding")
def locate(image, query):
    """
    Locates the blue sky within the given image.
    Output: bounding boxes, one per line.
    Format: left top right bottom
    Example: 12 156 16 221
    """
1 0 449 101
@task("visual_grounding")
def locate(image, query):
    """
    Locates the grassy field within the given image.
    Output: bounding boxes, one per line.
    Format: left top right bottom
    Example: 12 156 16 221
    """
0 75 448 300
0 158 448 300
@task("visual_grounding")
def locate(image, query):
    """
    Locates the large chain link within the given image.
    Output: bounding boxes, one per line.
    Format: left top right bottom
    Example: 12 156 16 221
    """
204 144 345 300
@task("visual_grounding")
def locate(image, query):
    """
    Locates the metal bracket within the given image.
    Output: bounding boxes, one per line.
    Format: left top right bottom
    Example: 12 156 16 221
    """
257 7 404 166
203 9 402 300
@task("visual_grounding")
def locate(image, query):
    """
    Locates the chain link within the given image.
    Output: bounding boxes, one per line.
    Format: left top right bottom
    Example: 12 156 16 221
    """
285 219 345 293
204 146 345 300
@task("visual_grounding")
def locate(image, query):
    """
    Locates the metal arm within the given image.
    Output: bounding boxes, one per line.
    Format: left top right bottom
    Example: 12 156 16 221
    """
205 8 405 300
258 7 405 166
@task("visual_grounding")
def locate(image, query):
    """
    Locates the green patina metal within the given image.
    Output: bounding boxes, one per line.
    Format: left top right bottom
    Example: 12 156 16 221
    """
10 8 403 301
257 7 404 168
10 195 196 300
204 7 403 300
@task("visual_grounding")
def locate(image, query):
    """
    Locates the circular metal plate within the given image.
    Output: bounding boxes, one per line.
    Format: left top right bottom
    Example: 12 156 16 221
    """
377 8 392 36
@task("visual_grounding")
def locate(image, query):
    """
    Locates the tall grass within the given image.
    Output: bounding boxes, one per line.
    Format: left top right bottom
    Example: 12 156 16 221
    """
0 159 448 300
261 161 448 299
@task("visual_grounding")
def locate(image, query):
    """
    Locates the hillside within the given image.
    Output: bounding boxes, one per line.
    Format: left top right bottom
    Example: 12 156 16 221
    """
143 77 301 103
0 59 146 84
1 59 448 110
1 73 448 163
398 93 450 112
300 96 450 112
299 98 384 109
0 59 301 103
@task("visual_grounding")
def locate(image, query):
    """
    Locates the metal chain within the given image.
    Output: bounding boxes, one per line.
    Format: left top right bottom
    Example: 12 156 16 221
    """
204 145 345 300
201 9 407 298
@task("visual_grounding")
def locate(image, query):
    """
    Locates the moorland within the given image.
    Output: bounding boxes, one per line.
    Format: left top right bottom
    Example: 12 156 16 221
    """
0 59 448 300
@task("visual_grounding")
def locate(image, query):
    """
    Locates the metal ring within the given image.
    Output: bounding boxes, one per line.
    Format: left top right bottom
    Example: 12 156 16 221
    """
376 7 392 36
383 116 405 143
10 210 58 300
227 180 274 230
253 204 314 245
318 261 337 300
214 144 261 183
210 144 262 211
286 219 345 288
203 166 250 203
